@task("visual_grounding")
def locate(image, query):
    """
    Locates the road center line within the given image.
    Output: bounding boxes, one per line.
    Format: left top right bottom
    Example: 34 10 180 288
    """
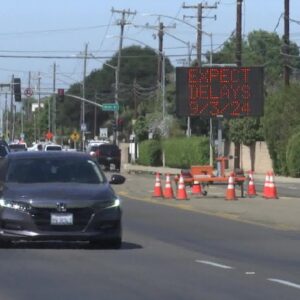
195 260 233 269
268 278 300 290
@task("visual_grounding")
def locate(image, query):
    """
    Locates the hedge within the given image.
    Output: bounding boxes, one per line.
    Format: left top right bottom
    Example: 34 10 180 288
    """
162 136 210 168
137 140 162 166
137 136 210 168
286 132 300 177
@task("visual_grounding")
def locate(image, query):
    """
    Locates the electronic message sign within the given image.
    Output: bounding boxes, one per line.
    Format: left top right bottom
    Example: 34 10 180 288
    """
176 66 264 118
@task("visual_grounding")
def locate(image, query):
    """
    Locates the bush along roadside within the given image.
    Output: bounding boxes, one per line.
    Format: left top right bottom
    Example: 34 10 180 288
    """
286 131 300 178
137 136 210 169
137 139 162 166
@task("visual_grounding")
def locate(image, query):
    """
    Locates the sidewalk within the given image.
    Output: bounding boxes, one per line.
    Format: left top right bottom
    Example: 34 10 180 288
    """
123 163 300 183
112 164 300 231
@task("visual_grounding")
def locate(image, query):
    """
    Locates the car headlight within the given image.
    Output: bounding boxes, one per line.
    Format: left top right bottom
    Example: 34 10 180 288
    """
0 199 31 212
107 197 122 208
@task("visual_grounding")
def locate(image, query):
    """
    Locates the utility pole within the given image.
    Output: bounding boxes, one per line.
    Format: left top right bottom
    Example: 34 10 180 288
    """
133 78 137 119
183 2 217 66
111 8 136 145
5 93 8 140
141 21 175 121
93 91 97 138
183 2 217 140
284 0 290 86
236 0 243 68
52 62 56 142
37 72 41 140
10 75 14 142
233 0 243 170
158 22 164 83
81 43 88 150
27 72 31 121
142 21 175 84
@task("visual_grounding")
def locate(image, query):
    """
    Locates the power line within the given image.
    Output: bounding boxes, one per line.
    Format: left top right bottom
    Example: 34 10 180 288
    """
0 24 117 37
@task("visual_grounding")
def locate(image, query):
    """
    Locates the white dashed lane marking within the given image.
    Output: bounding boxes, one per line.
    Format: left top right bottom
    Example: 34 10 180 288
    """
195 260 233 269
268 278 300 290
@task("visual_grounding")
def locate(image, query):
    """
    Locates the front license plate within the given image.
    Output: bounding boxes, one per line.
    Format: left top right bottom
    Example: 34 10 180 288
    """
51 213 73 225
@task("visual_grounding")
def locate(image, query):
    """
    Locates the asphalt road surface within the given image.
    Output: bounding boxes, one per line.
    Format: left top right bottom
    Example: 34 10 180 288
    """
0 196 299 300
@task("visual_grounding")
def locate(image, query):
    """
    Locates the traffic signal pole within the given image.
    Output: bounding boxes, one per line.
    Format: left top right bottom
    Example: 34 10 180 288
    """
64 94 102 107
52 63 56 142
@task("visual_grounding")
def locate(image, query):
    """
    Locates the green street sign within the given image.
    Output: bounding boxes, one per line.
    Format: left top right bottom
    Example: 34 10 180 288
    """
102 103 119 112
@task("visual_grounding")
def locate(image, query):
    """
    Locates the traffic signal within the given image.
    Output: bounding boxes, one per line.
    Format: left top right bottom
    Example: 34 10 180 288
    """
57 88 64 102
117 118 124 131
13 78 21 102
112 120 117 131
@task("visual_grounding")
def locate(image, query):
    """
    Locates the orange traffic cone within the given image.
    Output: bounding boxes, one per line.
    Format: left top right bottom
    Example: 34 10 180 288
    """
152 172 163 197
192 180 202 195
225 173 237 200
163 174 174 199
263 172 271 198
176 174 188 200
266 172 278 199
247 171 257 197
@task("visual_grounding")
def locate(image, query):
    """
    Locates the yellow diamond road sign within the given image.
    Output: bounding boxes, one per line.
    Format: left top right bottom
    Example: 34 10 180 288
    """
71 131 80 142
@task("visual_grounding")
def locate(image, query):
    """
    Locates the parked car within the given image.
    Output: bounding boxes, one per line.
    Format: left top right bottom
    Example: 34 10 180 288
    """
44 143 62 151
89 143 121 171
0 151 125 248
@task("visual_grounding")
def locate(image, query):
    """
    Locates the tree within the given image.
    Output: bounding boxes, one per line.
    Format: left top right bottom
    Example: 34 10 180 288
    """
206 30 300 85
263 84 300 175
56 45 174 141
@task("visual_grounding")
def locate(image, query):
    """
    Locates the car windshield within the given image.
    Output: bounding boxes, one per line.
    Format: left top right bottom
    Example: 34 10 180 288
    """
100 145 120 156
45 145 62 151
9 144 27 152
6 157 105 184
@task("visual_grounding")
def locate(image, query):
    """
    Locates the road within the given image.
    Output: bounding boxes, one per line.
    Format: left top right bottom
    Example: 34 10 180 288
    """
0 196 299 299
255 179 300 198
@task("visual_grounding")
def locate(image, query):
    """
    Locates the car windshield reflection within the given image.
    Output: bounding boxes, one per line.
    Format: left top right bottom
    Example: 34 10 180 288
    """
6 158 105 184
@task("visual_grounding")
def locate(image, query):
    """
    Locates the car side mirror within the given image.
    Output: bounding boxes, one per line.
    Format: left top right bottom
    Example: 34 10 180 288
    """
109 174 126 185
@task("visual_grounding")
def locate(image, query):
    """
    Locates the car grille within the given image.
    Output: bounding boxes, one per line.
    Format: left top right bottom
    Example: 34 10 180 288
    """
30 207 94 232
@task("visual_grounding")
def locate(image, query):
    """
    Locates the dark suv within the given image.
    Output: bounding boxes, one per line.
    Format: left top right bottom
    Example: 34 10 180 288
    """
90 144 121 171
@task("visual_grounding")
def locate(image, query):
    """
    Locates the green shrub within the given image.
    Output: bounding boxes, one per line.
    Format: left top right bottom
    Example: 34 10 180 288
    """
286 131 300 177
162 136 209 168
137 140 162 166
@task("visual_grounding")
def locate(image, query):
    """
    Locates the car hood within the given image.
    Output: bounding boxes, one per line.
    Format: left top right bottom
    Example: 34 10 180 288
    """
2 182 117 205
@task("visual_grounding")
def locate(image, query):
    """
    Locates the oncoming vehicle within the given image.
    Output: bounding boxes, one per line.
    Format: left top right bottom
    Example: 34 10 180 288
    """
0 151 125 248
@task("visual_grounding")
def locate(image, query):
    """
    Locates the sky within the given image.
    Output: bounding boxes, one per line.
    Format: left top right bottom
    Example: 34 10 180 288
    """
0 0 299 102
